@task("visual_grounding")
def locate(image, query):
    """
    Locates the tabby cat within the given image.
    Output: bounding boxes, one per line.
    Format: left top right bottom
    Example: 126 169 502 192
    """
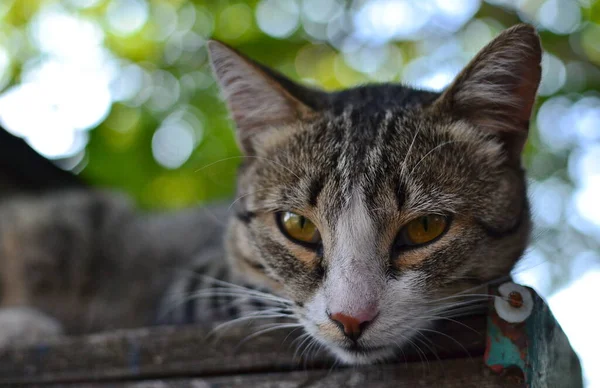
0 24 541 364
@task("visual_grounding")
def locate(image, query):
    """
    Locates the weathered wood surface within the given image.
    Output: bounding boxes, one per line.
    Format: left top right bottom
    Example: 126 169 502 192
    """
0 285 583 388
68 359 520 388
0 314 487 386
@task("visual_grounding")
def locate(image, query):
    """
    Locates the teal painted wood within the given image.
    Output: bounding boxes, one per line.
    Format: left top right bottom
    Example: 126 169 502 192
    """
484 283 583 387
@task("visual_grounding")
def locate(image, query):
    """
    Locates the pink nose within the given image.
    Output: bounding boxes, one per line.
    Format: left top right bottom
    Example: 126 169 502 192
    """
329 309 378 341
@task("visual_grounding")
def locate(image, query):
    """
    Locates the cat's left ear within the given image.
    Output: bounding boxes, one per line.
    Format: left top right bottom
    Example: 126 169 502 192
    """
207 41 320 155
434 24 542 163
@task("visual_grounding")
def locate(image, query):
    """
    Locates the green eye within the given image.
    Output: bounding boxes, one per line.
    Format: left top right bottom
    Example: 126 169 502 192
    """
396 215 449 249
277 212 321 247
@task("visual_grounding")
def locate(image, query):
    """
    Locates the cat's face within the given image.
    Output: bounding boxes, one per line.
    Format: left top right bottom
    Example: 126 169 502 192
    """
209 24 541 364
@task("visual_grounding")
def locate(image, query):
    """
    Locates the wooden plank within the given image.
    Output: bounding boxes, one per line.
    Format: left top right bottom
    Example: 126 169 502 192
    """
62 359 521 388
0 315 486 385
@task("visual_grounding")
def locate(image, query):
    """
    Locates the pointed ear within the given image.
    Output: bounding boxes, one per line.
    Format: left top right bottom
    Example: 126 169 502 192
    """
435 24 542 162
207 40 317 155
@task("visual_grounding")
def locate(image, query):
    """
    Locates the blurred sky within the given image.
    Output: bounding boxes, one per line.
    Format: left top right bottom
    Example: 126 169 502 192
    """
0 0 598 385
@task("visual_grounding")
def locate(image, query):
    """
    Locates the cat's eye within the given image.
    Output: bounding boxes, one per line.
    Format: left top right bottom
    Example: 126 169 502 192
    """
276 212 321 247
395 215 450 249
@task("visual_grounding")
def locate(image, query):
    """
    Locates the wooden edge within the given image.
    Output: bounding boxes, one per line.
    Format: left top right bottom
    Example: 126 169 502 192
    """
0 314 487 385
60 358 520 388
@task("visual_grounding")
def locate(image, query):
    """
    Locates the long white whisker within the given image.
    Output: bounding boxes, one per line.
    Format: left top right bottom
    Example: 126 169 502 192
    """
159 290 289 319
194 155 301 181
227 188 272 212
426 293 494 304
184 290 291 305
292 333 313 360
402 335 429 370
282 326 304 345
400 125 423 177
416 315 482 336
299 338 318 366
234 323 303 350
412 334 442 365
387 337 409 368
425 298 490 315
416 327 473 359
209 312 297 338
442 306 489 319
427 275 512 302
196 276 293 304
408 140 460 178
163 271 293 308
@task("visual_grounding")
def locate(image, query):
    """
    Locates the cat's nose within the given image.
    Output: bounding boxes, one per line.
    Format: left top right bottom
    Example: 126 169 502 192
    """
328 310 378 342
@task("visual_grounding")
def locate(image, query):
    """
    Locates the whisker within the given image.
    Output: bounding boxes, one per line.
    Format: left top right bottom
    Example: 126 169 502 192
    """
400 125 423 177
416 327 473 360
389 337 409 369
184 274 251 290
164 270 291 304
158 290 289 320
424 298 491 315
434 275 512 299
290 332 311 348
408 140 461 179
328 358 341 376
442 306 489 319
194 156 248 174
425 293 494 304
227 188 272 212
403 336 430 370
189 275 292 303
209 311 297 337
183 290 291 305
160 275 293 315
210 307 295 323
414 314 482 336
304 340 325 369
310 342 326 365
194 155 301 181
234 323 304 351
382 326 430 370
412 334 442 366
300 339 317 369
282 326 304 345
292 333 313 360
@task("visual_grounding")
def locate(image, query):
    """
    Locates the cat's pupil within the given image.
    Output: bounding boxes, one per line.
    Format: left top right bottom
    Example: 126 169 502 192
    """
422 217 429 232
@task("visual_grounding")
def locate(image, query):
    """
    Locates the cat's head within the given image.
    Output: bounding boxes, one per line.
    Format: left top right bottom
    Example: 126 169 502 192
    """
209 24 541 364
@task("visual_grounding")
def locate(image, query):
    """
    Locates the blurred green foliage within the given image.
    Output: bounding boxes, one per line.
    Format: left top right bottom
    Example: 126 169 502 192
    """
0 0 598 210
2 2 600 382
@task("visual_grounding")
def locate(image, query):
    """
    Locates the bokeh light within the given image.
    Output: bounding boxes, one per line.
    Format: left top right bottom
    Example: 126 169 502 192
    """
106 0 149 36
256 0 300 38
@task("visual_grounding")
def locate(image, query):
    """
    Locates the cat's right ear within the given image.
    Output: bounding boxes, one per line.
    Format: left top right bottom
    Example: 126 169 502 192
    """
434 24 542 164
207 41 318 155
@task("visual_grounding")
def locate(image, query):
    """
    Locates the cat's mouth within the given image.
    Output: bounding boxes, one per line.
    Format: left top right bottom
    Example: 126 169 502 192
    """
328 342 396 364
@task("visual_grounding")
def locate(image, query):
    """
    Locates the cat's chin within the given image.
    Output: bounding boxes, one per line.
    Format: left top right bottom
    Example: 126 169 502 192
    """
327 343 397 365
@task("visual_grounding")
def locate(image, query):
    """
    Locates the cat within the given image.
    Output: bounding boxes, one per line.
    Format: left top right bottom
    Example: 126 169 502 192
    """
0 24 541 365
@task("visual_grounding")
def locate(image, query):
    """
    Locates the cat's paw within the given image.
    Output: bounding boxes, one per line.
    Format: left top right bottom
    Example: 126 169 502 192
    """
0 307 63 348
